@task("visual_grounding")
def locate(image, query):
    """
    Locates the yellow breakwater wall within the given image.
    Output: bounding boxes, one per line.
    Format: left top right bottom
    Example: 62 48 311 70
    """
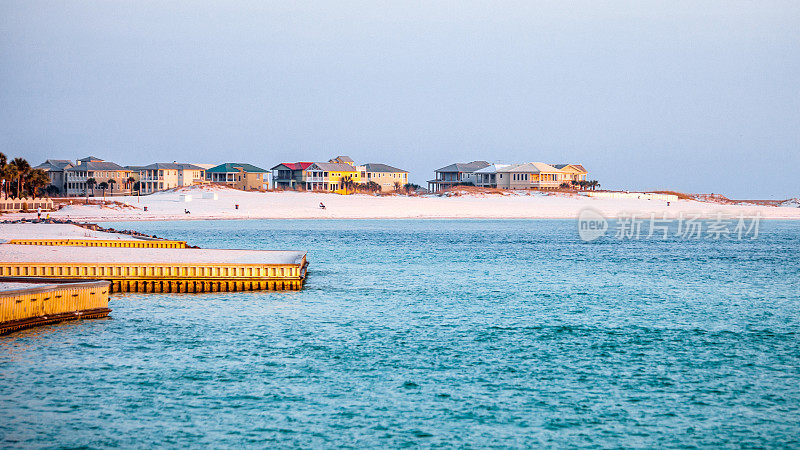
0 281 111 335
6 239 187 249
0 260 308 293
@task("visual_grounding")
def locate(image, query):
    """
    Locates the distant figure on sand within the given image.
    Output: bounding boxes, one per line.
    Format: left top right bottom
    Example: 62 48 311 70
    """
184 209 191 214
319 202 326 210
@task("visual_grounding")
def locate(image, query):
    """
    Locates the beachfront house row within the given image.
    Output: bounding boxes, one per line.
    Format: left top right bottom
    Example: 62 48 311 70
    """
272 156 409 193
135 163 207 194
65 157 134 197
475 162 589 190
33 159 74 194
206 163 269 191
427 161 490 192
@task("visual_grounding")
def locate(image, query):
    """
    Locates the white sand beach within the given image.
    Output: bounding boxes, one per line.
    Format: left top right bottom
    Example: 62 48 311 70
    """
3 186 800 222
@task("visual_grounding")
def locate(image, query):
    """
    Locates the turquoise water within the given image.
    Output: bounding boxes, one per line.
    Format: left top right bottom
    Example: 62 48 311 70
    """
1 219 799 447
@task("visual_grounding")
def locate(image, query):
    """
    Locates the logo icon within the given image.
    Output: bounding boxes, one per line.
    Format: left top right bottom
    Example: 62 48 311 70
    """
577 209 608 242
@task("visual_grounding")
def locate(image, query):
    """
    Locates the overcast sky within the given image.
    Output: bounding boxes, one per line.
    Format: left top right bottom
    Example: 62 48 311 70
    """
1 1 798 198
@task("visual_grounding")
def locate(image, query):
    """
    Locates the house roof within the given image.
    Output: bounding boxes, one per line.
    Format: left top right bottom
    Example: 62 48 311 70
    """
363 163 408 173
473 163 513 174
330 156 354 163
551 164 588 173
207 162 267 173
309 162 357 172
504 162 562 173
137 163 205 171
435 161 490 173
34 160 73 171
271 162 314 171
78 156 103 162
67 161 128 171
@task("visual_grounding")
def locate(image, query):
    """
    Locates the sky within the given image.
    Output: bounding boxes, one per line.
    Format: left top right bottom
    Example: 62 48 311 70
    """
1 1 798 198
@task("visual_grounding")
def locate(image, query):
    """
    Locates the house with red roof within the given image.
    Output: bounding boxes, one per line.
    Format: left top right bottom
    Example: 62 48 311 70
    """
270 162 314 189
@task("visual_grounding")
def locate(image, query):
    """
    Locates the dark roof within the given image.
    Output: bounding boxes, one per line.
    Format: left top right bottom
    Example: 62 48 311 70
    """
34 160 73 171
78 156 103 162
207 162 267 173
309 162 357 172
435 161 490 173
331 156 354 163
363 163 408 173
137 163 205 170
67 161 127 171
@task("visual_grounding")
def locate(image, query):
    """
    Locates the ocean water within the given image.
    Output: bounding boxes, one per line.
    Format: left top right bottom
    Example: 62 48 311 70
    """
1 219 799 447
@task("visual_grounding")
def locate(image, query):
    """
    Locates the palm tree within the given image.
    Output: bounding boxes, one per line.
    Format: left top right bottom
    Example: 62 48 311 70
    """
3 162 18 199
393 181 401 192
26 169 50 198
0 152 9 199
10 157 30 198
98 181 109 199
590 180 600 191
569 180 578 190
126 176 135 190
108 178 116 195
339 175 354 194
86 177 97 196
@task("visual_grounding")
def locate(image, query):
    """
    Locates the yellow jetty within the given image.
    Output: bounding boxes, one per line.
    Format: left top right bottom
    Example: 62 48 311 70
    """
0 222 309 334
0 244 308 293
0 280 111 335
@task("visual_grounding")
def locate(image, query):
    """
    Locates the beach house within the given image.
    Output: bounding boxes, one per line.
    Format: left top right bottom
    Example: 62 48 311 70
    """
427 161 490 192
33 159 74 194
136 163 206 194
65 157 134 197
305 161 362 193
270 162 314 189
206 163 269 191
362 163 409 191
473 163 513 189
551 164 588 185
494 162 566 190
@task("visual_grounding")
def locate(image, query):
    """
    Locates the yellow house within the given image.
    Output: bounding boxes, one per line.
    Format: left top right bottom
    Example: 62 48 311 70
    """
361 163 409 191
551 164 588 185
305 162 363 194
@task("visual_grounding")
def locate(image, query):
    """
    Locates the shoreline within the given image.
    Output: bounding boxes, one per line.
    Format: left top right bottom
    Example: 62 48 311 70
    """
2 186 799 222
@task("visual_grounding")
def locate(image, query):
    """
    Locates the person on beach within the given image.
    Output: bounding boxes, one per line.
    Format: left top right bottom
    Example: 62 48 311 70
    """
319 202 326 210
